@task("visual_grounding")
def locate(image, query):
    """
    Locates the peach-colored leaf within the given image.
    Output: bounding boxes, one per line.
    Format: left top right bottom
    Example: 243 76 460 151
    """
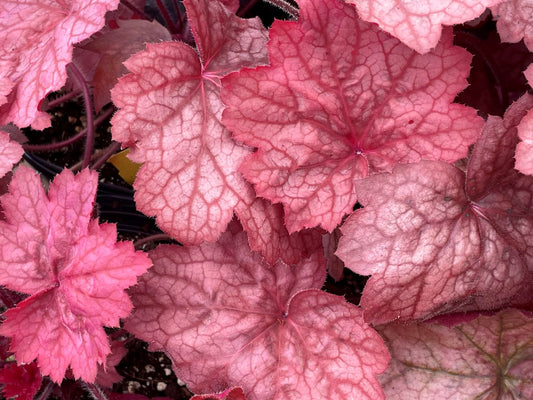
337 95 533 324
111 0 268 245
346 0 503 54
0 0 120 129
378 309 533 399
492 0 533 52
125 228 389 400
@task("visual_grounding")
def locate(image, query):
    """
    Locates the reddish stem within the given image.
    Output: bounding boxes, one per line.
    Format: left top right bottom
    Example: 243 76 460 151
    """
238 0 260 17
23 107 114 152
134 233 173 249
264 0 298 19
66 63 95 170
120 0 152 20
155 0 180 33
83 382 108 400
43 90 81 111
91 141 122 170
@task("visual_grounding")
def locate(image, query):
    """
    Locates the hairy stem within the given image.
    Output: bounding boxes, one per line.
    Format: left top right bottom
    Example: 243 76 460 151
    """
67 63 95 170
43 90 81 111
134 233 174 249
83 382 108 400
91 141 122 170
264 0 299 19
34 379 55 400
155 0 180 33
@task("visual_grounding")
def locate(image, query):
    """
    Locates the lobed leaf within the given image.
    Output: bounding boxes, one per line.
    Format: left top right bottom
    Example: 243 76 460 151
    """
125 228 389 400
337 94 533 324
378 309 533 399
0 130 23 178
346 0 503 54
0 167 151 382
492 0 533 52
221 0 482 233
0 0 120 129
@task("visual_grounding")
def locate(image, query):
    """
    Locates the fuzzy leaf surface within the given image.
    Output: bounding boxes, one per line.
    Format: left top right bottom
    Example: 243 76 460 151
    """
125 229 389 400
0 130 23 178
346 0 502 54
0 167 151 382
492 0 533 52
516 65 533 175
337 95 533 324
191 387 247 400
221 0 482 233
0 0 119 129
111 0 268 245
378 309 533 399
0 362 42 400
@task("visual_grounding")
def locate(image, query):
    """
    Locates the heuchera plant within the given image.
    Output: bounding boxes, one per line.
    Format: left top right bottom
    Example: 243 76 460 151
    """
0 0 532 399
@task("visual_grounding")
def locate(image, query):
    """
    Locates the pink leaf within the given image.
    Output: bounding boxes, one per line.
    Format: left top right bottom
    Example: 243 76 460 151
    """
516 109 533 175
0 166 151 382
95 338 128 388
234 187 324 265
191 387 247 400
125 228 390 400
492 0 533 52
0 130 23 178
0 0 120 129
378 309 533 399
221 0 482 233
0 361 42 400
111 0 268 245
79 19 171 111
516 65 533 175
346 0 503 54
336 94 533 324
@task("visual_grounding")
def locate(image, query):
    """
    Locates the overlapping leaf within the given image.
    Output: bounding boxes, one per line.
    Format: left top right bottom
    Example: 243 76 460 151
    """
110 0 268 245
0 167 151 382
0 130 23 178
0 0 119 129
191 387 246 400
337 94 533 324
221 0 482 233
378 309 533 399
492 0 533 52
346 0 502 54
125 228 390 400
516 64 533 175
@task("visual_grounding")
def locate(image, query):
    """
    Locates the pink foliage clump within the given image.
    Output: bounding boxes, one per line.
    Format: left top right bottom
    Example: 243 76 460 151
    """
378 309 533 399
221 0 482 233
0 0 120 129
337 94 533 324
0 167 151 382
346 0 503 54
125 227 390 400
